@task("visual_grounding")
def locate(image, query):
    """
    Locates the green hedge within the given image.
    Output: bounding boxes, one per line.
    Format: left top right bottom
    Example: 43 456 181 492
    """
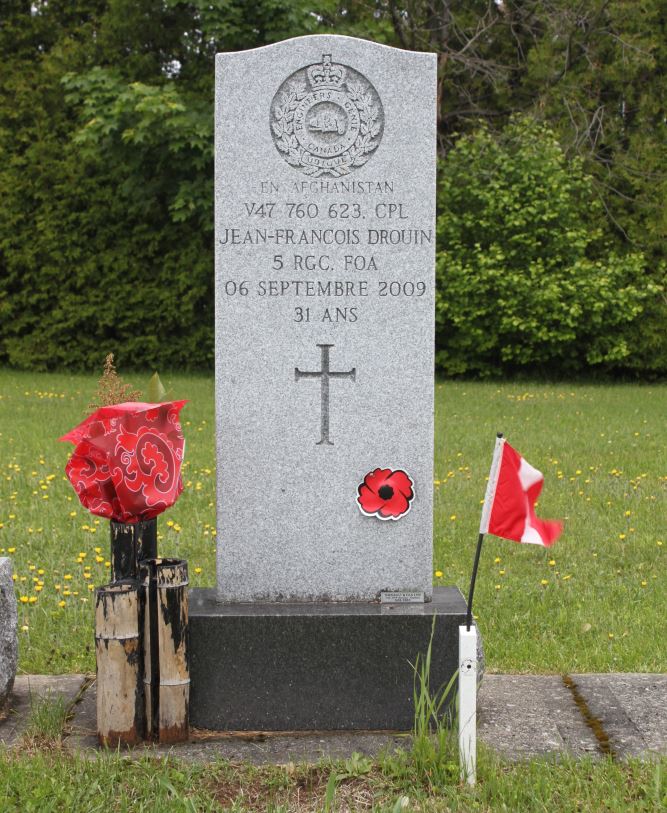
435 118 665 377
0 23 664 376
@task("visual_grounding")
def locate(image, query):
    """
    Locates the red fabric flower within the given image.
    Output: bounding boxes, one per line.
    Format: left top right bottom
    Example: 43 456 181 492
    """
59 401 187 523
357 468 414 520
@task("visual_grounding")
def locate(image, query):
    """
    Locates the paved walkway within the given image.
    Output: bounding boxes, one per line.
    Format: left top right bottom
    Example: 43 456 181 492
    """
1 673 665 763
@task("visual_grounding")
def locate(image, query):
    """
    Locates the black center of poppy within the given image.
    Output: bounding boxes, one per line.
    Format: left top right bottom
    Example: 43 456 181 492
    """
378 485 394 500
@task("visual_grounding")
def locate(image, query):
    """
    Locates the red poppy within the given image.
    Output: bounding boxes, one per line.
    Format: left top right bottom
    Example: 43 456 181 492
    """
59 401 187 523
357 468 414 521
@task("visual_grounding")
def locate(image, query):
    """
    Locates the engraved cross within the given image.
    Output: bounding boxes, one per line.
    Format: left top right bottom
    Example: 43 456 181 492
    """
295 344 355 446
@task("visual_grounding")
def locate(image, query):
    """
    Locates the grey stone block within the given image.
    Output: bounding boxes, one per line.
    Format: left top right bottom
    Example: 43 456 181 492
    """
0 557 18 710
189 586 467 731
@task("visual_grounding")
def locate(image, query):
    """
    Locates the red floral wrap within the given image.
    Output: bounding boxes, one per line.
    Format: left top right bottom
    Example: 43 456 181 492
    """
60 401 187 523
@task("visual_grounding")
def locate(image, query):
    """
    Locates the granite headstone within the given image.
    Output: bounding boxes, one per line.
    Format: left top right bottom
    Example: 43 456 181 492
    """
0 557 18 709
215 35 436 602
189 36 467 731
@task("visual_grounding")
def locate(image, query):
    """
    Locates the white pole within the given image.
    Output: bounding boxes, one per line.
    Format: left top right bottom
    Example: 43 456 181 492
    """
458 624 477 785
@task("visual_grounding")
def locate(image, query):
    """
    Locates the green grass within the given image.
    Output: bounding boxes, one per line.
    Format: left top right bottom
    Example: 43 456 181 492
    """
0 370 665 674
23 693 71 745
0 749 665 811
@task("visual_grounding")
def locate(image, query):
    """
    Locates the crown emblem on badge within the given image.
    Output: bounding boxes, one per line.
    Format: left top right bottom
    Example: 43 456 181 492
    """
307 55 346 91
271 54 384 177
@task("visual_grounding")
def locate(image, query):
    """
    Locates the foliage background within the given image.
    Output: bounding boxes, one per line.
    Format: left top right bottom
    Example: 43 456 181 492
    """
1 0 665 377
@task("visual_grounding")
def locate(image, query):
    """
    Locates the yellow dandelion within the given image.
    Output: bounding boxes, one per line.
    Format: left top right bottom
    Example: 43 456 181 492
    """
434 570 443 578
19 596 28 604
540 579 548 587
194 567 203 575
58 600 66 608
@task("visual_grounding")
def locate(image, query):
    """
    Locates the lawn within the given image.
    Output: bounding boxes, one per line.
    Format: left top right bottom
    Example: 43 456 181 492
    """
1 746 666 811
0 369 664 674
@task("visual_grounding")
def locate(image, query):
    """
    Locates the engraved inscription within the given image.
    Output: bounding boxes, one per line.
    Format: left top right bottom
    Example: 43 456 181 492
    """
271 54 384 177
295 344 355 446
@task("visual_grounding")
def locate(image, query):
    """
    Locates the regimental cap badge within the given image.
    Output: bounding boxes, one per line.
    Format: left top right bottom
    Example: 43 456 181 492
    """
306 55 346 91
270 53 385 178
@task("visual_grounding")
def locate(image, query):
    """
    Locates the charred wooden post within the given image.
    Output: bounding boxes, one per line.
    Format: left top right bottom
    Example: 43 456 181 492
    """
110 518 158 582
95 581 143 745
140 558 189 743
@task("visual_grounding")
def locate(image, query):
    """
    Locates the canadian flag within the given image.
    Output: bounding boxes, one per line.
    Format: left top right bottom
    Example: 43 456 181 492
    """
479 436 563 547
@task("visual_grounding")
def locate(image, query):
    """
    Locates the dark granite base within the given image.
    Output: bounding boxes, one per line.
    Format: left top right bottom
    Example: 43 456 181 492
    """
189 586 467 731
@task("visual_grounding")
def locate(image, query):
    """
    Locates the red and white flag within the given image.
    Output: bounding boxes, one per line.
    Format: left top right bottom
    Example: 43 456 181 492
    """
479 436 563 547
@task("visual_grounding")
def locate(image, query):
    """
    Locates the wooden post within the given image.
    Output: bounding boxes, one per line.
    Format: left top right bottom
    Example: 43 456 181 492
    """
110 518 158 582
95 582 143 745
140 558 189 743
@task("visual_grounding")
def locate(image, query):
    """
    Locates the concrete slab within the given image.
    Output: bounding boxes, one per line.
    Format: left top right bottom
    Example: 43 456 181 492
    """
0 674 87 747
477 675 599 759
572 674 667 759
68 679 410 764
8 671 667 765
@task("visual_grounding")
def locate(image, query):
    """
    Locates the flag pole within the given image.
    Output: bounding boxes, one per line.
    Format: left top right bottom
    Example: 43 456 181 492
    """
465 532 484 632
459 433 504 785
466 433 504 631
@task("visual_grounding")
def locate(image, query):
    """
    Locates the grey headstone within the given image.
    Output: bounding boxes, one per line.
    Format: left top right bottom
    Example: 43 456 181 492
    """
0 557 18 708
215 35 437 602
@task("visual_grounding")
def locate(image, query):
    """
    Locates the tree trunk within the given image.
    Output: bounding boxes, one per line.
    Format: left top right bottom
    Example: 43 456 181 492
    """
110 518 158 582
140 558 189 743
95 581 143 745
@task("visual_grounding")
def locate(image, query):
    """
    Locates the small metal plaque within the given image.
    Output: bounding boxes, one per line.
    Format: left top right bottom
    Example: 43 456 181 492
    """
380 590 425 604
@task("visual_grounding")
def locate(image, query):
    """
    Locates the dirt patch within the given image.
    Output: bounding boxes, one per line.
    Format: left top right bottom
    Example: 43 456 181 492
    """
210 765 378 812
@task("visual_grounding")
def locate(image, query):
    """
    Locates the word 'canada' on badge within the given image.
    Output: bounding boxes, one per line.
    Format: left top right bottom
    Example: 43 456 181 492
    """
357 467 414 521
